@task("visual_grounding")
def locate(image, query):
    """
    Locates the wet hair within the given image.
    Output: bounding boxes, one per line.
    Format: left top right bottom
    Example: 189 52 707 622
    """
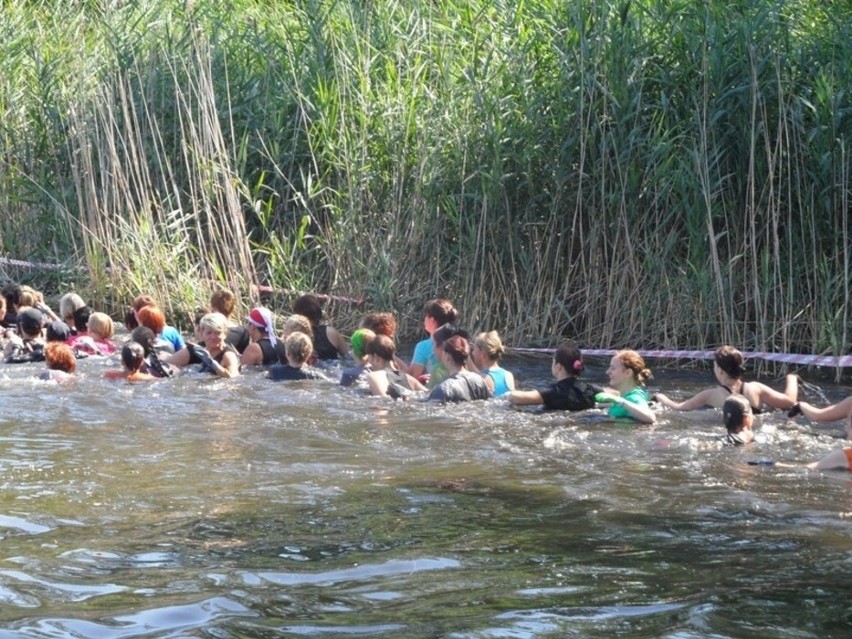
136 305 165 335
199 312 228 334
360 312 397 338
45 342 76 374
554 341 584 375
87 312 114 340
210 289 236 317
72 305 92 332
124 307 139 330
442 335 471 367
194 306 210 327
281 314 313 338
723 395 752 435
121 341 146 372
350 328 377 359
473 331 506 362
365 334 395 361
432 323 468 350
615 349 652 384
292 294 323 325
715 345 745 379
59 293 86 322
423 298 458 326
2 283 20 308
131 294 157 312
130 326 157 355
285 331 313 365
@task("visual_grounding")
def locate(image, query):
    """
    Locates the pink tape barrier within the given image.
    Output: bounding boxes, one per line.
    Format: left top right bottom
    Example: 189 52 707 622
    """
3 256 847 367
511 347 852 369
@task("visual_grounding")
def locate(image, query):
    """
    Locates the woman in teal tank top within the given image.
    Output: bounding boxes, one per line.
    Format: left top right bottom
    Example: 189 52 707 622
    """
472 331 515 397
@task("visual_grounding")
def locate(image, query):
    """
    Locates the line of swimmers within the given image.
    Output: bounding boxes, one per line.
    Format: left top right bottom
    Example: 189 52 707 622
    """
2 286 850 471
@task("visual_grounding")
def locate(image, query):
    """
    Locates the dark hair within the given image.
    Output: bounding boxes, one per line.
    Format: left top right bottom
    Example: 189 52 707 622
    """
554 341 584 375
2 283 20 307
423 298 458 326
432 323 468 349
194 306 210 327
723 395 751 435
442 335 471 366
292 294 323 325
131 294 157 312
130 326 156 356
360 312 397 337
121 341 146 372
72 305 92 332
365 334 396 361
124 307 139 330
715 345 745 379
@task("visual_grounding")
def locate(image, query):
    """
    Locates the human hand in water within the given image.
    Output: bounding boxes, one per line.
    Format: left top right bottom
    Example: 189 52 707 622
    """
189 344 217 372
595 392 621 404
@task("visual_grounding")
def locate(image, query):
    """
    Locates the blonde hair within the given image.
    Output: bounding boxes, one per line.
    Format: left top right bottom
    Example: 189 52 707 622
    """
281 314 312 338
87 312 114 340
473 331 506 362
199 312 228 334
17 286 37 308
285 331 313 365
59 293 86 320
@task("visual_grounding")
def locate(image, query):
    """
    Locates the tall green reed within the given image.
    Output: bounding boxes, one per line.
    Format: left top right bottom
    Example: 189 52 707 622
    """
0 0 848 364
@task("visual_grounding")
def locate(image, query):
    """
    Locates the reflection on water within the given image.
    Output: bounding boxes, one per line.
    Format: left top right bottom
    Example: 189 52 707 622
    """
0 354 849 638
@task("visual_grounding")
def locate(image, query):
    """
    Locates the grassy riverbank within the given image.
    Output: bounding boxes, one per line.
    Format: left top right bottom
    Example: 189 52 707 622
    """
0 0 849 356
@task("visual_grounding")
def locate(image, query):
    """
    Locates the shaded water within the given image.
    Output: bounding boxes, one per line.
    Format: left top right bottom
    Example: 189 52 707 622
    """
0 353 850 638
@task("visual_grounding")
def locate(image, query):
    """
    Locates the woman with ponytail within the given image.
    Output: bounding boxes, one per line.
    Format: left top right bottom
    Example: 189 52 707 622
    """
507 342 599 411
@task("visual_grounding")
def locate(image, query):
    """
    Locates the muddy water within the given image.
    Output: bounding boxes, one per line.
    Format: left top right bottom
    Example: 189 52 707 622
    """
0 353 849 638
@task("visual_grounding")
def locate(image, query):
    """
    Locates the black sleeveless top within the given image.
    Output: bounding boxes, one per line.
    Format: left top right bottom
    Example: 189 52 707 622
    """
257 338 286 366
312 324 340 360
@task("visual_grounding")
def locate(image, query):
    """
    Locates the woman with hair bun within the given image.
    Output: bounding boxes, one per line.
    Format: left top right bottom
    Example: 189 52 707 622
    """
654 345 797 412
364 335 427 398
427 335 490 402
507 341 599 411
597 350 656 423
471 331 515 396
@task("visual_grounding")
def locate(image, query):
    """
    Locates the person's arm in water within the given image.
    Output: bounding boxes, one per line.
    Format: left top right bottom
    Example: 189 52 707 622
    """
654 387 725 411
791 396 852 422
507 390 543 406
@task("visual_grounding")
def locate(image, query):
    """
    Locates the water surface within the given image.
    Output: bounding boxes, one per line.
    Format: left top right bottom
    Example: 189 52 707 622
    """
0 353 849 638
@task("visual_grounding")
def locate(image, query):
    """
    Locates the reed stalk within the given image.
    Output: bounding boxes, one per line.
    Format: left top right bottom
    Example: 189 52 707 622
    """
0 0 847 366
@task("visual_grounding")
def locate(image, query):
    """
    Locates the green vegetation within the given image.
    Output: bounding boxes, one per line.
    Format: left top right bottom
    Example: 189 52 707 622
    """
0 0 849 356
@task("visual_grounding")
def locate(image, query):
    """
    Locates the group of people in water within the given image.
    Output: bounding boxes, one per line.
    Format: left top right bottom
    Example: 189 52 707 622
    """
2 283 850 472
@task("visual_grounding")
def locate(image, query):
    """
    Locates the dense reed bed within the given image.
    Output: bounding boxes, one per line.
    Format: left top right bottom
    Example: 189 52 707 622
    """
0 0 848 358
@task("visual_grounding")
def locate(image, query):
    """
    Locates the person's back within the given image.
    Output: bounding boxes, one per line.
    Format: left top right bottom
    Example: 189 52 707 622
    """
428 370 490 402
267 331 327 381
105 341 156 382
